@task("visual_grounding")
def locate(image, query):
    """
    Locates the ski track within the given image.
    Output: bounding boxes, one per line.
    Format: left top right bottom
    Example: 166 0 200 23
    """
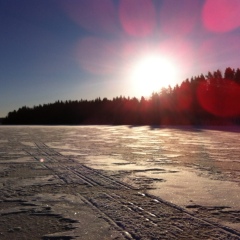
19 141 240 240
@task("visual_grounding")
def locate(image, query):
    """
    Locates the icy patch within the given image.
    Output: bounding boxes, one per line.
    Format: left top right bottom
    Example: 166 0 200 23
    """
148 167 240 210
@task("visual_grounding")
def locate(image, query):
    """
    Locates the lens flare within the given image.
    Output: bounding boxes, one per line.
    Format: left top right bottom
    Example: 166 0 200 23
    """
159 0 200 36
158 38 195 76
197 79 240 117
119 0 156 37
202 0 240 32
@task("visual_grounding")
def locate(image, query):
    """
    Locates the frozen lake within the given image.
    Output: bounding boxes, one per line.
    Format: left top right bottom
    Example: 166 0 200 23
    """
1 125 240 232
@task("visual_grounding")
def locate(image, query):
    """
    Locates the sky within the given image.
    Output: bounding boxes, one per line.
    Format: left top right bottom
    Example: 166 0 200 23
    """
0 0 240 117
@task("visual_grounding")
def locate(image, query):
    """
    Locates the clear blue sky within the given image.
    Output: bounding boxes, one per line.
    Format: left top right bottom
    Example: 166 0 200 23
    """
0 0 240 117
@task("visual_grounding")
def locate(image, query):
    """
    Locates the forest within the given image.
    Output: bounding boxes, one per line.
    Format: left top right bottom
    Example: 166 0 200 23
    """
2 67 240 126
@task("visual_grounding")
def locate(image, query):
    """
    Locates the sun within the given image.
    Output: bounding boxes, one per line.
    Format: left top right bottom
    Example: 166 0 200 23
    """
130 54 178 97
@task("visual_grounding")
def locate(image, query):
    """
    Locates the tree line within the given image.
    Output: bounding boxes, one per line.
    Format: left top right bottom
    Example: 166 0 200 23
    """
3 67 240 125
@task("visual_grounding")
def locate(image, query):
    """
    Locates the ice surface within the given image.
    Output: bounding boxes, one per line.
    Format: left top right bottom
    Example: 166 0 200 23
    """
1 125 239 214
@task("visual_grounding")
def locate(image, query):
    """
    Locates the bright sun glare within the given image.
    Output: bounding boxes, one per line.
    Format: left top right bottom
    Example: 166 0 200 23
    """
130 54 178 97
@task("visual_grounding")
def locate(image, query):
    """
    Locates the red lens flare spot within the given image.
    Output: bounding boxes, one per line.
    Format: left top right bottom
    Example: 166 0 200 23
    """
76 37 121 75
62 0 118 34
197 79 240 117
202 0 240 33
119 0 156 37
159 0 200 36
